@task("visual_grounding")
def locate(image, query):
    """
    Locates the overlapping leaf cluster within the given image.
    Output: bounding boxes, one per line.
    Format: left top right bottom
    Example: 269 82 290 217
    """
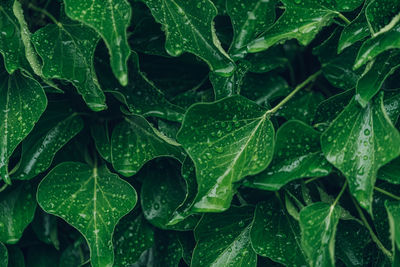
0 0 400 266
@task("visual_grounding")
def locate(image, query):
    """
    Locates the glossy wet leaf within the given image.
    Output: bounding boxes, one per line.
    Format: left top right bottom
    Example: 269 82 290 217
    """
91 122 111 162
379 157 400 184
365 0 400 33
142 0 235 76
0 242 6 267
64 0 132 85
113 211 154 266
247 0 364 53
244 46 288 73
384 91 400 124
0 182 36 244
37 162 137 267
153 230 183 266
245 120 332 190
335 220 371 267
31 21 106 111
321 94 400 212
177 95 275 212
227 0 277 59
111 115 184 177
13 105 83 180
0 71 47 184
385 201 400 262
300 202 341 267
356 51 400 107
0 0 29 73
192 206 257 267
250 198 307 266
97 51 184 122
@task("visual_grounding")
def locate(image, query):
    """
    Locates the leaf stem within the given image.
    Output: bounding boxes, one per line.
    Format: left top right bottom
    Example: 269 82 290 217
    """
304 176 321 184
351 197 393 259
0 183 8 193
266 70 322 115
374 186 400 201
28 3 61 26
332 180 347 207
336 12 351 25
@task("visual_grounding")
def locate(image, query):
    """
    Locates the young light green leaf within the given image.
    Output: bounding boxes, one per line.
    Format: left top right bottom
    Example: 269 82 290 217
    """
0 242 7 267
13 105 84 180
227 0 277 59
0 182 37 244
113 211 154 266
356 51 400 107
177 95 275 212
250 198 308 266
300 202 341 267
245 120 332 191
0 0 29 73
192 206 257 267
64 0 132 85
385 201 400 263
31 21 106 111
142 0 236 76
321 94 400 212
111 115 184 177
37 162 137 267
0 71 47 184
247 0 363 53
379 157 400 184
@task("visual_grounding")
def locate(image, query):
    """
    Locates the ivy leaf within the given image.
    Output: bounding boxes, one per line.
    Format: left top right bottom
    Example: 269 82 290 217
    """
365 0 400 33
385 201 400 263
379 157 400 184
338 0 371 53
12 103 84 180
335 220 370 267
64 0 132 85
0 0 29 73
152 230 183 266
226 0 277 59
31 20 106 111
250 198 308 266
142 0 236 76
300 202 341 267
0 182 37 244
177 95 275 212
245 120 332 191
356 51 400 107
0 242 7 267
244 46 289 73
321 94 400 212
113 211 154 266
0 70 47 184
111 115 184 177
96 51 185 122
384 91 400 124
247 0 363 53
91 121 111 162
37 162 137 267
192 206 257 266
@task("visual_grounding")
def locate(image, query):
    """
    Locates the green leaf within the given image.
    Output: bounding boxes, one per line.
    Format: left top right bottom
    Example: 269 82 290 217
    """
250 197 308 266
0 71 47 184
245 120 332 190
365 0 400 33
31 209 59 249
356 51 400 107
91 121 111 162
152 230 183 266
321 94 400 212
300 202 341 267
192 206 257 267
384 91 400 124
379 157 400 184
113 211 154 266
37 162 137 267
0 182 37 244
385 201 400 263
226 0 277 58
0 242 6 267
96 51 185 122
338 1 371 52
64 0 132 85
111 115 184 177
142 0 236 76
244 46 289 73
335 220 371 267
6 246 24 267
247 0 363 53
0 0 29 73
13 104 84 180
25 245 60 267
31 20 106 111
177 95 275 212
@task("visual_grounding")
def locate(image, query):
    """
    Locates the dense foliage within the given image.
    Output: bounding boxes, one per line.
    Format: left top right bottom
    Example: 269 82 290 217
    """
0 0 400 266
